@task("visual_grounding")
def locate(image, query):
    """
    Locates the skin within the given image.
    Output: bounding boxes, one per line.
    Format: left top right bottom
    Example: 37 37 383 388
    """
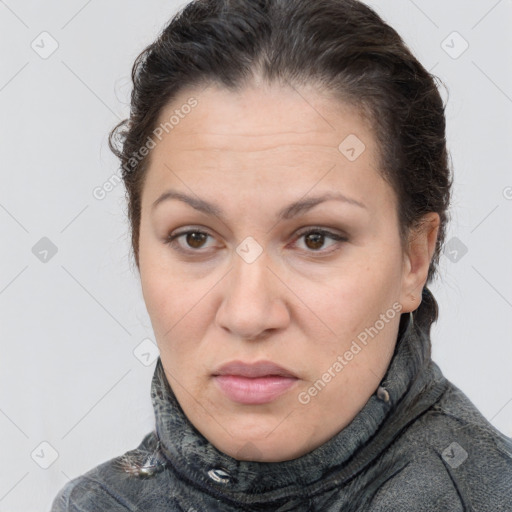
137 80 440 462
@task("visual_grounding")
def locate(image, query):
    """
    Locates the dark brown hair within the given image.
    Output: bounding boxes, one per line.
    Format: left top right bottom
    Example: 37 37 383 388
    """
109 0 452 336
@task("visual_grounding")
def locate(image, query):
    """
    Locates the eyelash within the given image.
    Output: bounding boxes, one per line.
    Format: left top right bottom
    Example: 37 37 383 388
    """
164 227 348 256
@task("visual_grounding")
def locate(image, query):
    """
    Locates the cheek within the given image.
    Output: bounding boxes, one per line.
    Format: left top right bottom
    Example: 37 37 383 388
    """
139 260 217 362
139 232 184 320
139 262 184 336
332 244 403 298
348 237 403 291
305 247 403 343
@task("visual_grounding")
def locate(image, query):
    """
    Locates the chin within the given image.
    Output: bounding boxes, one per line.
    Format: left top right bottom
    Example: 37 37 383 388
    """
208 423 312 463
227 439 304 463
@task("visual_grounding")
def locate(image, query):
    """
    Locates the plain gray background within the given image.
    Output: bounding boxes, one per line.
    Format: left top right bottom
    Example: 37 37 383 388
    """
0 1 511 510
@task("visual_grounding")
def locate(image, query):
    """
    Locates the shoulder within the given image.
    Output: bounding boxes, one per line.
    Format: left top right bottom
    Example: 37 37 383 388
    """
370 373 512 510
49 476 127 512
49 431 177 512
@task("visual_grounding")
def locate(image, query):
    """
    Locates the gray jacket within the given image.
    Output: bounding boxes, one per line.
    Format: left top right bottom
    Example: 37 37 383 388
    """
50 317 512 511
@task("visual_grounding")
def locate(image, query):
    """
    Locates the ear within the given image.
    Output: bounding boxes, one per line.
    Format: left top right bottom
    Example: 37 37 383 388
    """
399 212 440 313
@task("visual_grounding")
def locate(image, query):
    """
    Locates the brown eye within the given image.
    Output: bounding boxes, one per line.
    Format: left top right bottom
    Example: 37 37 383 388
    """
304 232 325 250
186 231 208 248
294 228 348 254
165 229 214 253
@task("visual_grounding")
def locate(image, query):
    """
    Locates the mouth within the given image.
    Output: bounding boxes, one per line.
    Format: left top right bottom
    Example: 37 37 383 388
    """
212 360 299 405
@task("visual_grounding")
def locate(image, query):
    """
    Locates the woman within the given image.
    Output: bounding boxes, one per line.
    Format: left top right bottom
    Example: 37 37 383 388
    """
51 0 512 510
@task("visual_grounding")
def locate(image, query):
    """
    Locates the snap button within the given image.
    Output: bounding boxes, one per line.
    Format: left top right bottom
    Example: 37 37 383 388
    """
207 467 231 484
376 385 390 403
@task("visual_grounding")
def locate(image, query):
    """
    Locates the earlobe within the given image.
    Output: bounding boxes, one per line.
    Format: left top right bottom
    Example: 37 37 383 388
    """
399 212 440 313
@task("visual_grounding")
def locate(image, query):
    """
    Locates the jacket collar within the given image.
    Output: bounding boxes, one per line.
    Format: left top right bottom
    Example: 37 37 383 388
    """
150 313 449 505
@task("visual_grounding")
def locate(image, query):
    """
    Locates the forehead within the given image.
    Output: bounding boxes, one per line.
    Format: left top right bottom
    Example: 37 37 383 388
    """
154 81 372 151
142 82 393 216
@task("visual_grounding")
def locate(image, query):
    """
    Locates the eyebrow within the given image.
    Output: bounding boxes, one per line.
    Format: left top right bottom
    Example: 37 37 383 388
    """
151 189 367 221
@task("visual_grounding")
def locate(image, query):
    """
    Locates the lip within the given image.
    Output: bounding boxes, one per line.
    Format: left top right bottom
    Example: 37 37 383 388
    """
213 360 297 378
212 360 299 405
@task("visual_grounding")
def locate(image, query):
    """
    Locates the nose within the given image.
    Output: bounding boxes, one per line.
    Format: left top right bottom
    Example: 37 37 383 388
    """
215 248 290 341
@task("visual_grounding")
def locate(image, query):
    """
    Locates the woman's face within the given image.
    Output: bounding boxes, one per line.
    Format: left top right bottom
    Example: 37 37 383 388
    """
138 81 433 462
